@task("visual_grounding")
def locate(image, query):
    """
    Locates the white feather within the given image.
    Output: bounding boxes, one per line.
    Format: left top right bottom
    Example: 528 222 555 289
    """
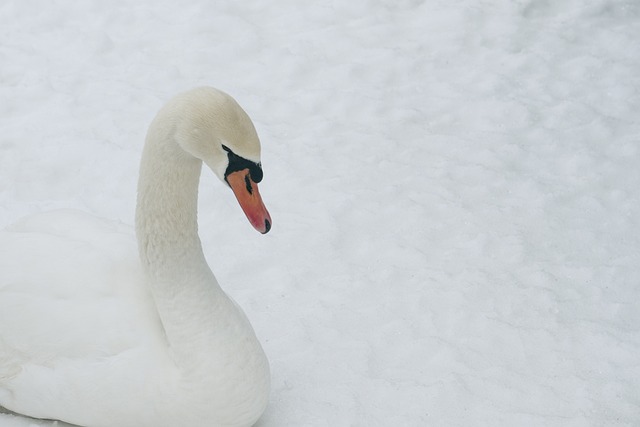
0 88 270 427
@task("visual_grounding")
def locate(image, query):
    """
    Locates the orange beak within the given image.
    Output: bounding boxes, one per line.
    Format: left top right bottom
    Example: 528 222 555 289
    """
226 168 272 234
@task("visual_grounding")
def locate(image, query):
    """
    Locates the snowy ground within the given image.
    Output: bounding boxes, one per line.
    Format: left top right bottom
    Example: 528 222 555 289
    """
1 0 639 426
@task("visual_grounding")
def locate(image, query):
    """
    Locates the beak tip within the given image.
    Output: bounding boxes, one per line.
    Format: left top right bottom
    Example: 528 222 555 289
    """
262 219 271 234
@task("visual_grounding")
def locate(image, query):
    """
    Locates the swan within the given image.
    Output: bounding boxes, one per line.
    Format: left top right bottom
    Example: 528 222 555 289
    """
0 87 272 427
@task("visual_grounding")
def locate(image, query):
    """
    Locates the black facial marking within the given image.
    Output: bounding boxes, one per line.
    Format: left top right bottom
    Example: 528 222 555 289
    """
244 173 253 194
222 144 263 184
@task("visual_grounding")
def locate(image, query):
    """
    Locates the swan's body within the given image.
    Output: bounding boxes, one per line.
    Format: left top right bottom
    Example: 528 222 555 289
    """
0 87 271 427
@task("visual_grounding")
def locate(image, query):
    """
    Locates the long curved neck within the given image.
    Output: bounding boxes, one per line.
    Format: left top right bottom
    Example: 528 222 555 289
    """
135 128 226 363
136 136 203 270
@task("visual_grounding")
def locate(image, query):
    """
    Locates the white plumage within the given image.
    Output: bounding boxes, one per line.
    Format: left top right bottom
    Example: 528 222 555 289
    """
0 87 271 427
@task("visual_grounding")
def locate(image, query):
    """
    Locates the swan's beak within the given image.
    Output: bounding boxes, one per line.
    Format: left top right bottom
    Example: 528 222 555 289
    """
226 169 272 234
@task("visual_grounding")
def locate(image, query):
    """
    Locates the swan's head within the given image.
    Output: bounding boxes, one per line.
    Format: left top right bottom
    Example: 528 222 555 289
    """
171 87 271 233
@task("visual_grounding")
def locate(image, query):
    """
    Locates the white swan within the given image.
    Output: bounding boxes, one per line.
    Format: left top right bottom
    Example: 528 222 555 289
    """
0 87 271 427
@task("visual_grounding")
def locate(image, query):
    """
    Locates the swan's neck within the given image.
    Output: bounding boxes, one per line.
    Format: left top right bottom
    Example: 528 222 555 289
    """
136 139 204 271
135 131 227 365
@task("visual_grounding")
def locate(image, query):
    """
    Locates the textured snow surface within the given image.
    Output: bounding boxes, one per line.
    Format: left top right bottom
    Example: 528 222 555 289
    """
1 0 639 426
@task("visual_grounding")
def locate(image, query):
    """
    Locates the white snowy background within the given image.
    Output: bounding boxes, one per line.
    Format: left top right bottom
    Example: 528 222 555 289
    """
1 0 639 426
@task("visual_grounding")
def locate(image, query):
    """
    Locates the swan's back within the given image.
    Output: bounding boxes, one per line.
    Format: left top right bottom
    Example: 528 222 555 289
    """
0 210 167 423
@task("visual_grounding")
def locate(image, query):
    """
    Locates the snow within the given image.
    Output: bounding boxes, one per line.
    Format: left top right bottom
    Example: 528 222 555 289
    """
1 0 639 425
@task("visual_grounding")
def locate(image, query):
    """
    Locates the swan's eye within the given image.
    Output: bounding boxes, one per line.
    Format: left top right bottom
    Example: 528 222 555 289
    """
222 145 263 184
